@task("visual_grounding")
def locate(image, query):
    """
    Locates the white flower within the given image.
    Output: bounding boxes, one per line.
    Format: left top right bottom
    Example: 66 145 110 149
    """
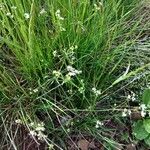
139 104 147 110
39 8 47 15
92 87 101 96
53 50 57 57
35 126 45 131
24 13 30 19
122 108 127 117
37 131 47 140
122 108 132 117
15 119 22 124
53 70 61 77
74 45 78 49
55 9 64 20
67 66 82 76
6 12 11 16
127 94 131 99
29 130 37 136
141 110 146 117
67 72 76 76
29 122 35 127
94 4 101 11
78 87 85 93
67 66 74 72
33 88 38 93
95 120 103 128
128 109 132 116
127 92 136 101
6 12 14 18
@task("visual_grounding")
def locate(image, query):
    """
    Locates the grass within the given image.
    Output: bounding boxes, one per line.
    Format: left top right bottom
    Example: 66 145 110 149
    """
0 0 150 149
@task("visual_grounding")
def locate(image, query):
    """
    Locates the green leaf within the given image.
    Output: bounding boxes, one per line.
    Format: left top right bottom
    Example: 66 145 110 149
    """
144 119 150 133
133 120 149 140
142 89 150 105
145 135 150 146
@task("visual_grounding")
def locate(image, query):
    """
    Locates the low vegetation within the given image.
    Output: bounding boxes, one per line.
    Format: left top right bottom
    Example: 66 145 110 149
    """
0 0 150 149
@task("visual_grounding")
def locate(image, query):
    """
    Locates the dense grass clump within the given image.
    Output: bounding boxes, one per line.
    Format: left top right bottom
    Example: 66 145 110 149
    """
0 0 150 149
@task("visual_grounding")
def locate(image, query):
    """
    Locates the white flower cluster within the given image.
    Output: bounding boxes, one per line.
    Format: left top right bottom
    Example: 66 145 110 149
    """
52 70 61 78
139 104 147 117
15 119 47 141
127 92 136 101
68 45 78 64
15 119 22 124
6 12 14 18
69 45 78 51
29 88 39 94
55 9 64 20
39 8 47 15
92 87 101 96
0 3 4 10
122 108 131 117
24 13 30 19
55 9 66 31
29 122 47 141
94 2 103 11
67 65 82 76
95 120 103 128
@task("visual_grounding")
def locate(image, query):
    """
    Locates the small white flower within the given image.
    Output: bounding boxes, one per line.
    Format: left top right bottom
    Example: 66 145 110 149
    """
122 108 127 117
78 87 85 93
67 72 75 76
141 110 146 117
24 13 30 19
29 130 37 136
128 109 132 116
6 12 11 16
74 45 78 49
70 46 74 51
95 124 99 128
139 104 147 110
131 97 136 102
127 94 131 99
67 66 82 76
39 8 47 15
29 122 34 127
37 131 47 140
15 119 22 124
67 66 74 72
95 120 103 128
92 87 96 92
55 9 64 20
53 70 61 77
92 87 101 96
33 88 38 93
35 126 45 132
94 4 101 10
53 50 57 57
